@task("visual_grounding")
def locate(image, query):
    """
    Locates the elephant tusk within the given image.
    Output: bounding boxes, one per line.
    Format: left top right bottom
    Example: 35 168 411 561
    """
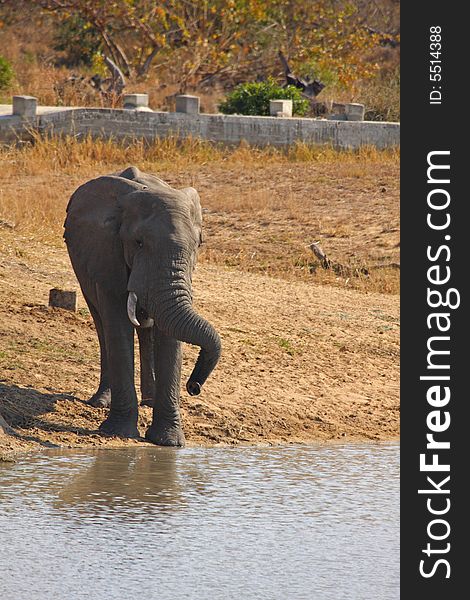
127 292 141 327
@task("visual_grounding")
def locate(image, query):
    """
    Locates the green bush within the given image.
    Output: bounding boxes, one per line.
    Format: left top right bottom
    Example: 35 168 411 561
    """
218 78 309 116
298 60 338 88
0 56 14 91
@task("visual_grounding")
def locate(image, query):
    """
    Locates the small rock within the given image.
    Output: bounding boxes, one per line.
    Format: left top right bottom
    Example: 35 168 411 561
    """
0 219 15 229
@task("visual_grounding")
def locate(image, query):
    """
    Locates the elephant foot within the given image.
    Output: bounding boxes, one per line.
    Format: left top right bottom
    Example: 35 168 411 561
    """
145 422 186 447
88 388 111 408
99 414 140 439
140 397 154 408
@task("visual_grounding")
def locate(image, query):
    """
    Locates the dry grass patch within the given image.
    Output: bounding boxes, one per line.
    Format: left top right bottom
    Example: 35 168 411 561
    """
0 136 399 293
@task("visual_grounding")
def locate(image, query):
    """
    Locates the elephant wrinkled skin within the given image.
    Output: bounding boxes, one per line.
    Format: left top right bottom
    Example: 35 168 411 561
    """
64 167 222 446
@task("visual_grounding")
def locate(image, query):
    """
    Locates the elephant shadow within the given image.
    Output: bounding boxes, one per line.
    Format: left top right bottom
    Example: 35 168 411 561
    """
0 383 97 445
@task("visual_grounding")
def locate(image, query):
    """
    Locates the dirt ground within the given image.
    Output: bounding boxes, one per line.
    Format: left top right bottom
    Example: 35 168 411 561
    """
0 150 399 459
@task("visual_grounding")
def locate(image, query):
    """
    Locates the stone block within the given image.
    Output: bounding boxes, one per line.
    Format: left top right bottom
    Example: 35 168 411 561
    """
123 93 149 109
175 95 200 114
12 96 38 118
48 288 77 312
345 103 365 121
328 102 365 121
270 99 293 117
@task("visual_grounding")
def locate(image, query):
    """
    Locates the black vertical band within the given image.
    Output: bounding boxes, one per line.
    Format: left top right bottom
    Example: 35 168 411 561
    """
401 4 467 596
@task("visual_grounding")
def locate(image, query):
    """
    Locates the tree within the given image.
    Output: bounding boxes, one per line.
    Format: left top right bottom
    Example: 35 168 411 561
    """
29 0 270 81
265 0 391 87
6 0 398 88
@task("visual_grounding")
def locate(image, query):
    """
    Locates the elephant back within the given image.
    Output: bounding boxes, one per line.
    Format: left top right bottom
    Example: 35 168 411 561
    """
113 166 172 192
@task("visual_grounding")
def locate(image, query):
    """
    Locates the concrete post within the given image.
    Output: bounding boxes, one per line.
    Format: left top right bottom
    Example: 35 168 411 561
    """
12 96 37 119
269 99 293 117
123 93 152 111
49 289 77 312
344 103 365 121
328 102 365 121
175 95 200 114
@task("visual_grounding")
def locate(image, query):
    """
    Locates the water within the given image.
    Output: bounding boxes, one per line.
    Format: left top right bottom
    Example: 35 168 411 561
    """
0 444 399 600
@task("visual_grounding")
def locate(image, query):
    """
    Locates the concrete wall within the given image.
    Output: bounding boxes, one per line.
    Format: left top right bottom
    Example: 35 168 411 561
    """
0 114 36 143
1 107 400 149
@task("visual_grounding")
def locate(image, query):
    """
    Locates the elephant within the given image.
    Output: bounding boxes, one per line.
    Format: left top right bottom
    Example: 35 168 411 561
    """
64 166 221 447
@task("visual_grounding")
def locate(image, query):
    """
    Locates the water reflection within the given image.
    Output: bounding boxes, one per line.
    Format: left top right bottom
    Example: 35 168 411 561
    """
0 444 399 600
56 449 184 519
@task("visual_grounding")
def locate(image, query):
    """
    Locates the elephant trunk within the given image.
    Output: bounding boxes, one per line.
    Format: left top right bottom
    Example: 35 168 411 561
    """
128 286 221 395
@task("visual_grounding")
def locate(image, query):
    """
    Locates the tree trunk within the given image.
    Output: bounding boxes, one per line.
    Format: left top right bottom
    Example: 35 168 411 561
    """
137 46 160 77
99 28 132 77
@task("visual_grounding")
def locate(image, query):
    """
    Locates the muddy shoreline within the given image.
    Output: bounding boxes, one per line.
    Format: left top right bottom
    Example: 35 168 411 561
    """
1 429 399 463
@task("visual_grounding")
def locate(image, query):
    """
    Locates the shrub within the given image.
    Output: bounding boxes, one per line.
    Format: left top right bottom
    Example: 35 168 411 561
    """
297 60 339 88
0 56 14 90
361 68 400 122
218 78 309 116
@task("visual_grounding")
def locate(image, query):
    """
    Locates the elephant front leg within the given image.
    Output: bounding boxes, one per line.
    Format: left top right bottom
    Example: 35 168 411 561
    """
145 330 186 447
136 326 156 407
97 291 140 439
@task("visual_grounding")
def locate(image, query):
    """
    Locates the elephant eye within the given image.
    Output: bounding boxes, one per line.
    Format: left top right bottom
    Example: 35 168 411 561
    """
136 239 143 248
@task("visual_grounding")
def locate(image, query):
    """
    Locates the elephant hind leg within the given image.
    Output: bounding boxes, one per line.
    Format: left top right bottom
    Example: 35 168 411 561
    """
83 294 111 408
136 326 156 407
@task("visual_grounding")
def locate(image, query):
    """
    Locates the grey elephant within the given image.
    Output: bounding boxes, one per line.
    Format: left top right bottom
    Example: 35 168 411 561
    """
64 166 221 446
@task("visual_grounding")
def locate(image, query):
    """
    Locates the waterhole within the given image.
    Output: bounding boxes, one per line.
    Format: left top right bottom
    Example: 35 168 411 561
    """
1 443 399 599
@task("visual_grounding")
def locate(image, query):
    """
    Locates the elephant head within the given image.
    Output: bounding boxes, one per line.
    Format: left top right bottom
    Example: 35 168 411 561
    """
65 167 221 398
120 182 220 395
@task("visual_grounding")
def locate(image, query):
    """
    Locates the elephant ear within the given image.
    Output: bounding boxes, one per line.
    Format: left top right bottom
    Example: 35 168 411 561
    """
181 187 204 246
64 175 146 292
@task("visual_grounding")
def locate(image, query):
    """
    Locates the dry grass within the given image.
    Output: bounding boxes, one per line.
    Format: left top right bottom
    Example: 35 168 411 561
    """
1 132 398 172
0 136 399 294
